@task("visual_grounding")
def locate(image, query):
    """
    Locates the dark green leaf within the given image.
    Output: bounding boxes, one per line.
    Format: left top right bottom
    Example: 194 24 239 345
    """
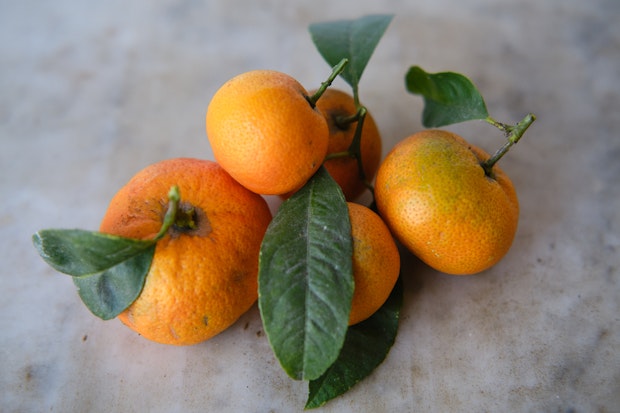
32 229 155 319
258 167 354 381
305 276 403 409
309 14 393 90
405 66 489 127
72 246 154 319
33 229 154 276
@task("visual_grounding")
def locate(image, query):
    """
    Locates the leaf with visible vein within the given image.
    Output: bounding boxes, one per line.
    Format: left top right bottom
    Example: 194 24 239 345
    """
305 276 403 409
33 229 155 319
405 65 489 127
310 15 393 91
258 167 354 381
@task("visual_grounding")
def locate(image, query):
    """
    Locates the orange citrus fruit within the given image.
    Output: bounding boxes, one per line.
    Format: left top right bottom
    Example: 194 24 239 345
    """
375 129 519 275
347 202 400 325
314 88 382 201
206 70 329 195
99 158 273 345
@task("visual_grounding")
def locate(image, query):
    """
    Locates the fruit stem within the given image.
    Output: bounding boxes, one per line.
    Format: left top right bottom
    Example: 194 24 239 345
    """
334 111 361 129
154 186 181 241
324 106 377 202
307 58 349 107
324 151 353 161
481 113 536 176
485 117 513 134
348 106 368 182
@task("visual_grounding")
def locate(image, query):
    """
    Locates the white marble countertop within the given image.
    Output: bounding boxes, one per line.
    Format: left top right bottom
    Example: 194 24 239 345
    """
2 0 618 411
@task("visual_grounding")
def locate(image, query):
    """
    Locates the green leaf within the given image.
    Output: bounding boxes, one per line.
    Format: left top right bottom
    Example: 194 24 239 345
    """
305 276 403 409
309 14 393 91
405 66 489 127
72 247 154 319
33 229 154 276
258 167 354 381
32 229 155 319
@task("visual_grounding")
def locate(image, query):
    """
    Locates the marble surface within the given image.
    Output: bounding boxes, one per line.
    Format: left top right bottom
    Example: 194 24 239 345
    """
1 0 619 411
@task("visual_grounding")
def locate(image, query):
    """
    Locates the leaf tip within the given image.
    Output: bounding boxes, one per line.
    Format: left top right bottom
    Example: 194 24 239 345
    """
32 230 42 248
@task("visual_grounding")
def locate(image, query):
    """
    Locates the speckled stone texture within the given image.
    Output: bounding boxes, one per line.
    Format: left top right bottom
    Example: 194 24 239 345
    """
1 1 618 411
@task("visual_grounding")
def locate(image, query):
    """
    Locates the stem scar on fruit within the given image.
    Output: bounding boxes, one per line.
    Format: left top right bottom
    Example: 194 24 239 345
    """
156 185 212 240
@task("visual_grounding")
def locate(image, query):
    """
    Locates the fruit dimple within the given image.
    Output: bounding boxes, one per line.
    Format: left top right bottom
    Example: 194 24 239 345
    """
169 202 212 238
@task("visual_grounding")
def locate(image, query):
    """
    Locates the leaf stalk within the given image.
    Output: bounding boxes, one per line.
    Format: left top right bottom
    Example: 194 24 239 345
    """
154 186 181 241
307 58 349 107
481 113 536 176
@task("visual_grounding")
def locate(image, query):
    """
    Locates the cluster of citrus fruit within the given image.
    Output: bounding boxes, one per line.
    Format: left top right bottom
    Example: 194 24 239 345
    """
206 70 399 328
90 65 522 347
32 14 535 408
83 69 396 346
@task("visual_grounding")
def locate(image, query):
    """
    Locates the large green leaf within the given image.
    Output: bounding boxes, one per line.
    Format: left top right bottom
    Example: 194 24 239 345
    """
306 276 403 409
258 167 354 381
33 229 155 319
405 65 489 127
309 14 393 91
